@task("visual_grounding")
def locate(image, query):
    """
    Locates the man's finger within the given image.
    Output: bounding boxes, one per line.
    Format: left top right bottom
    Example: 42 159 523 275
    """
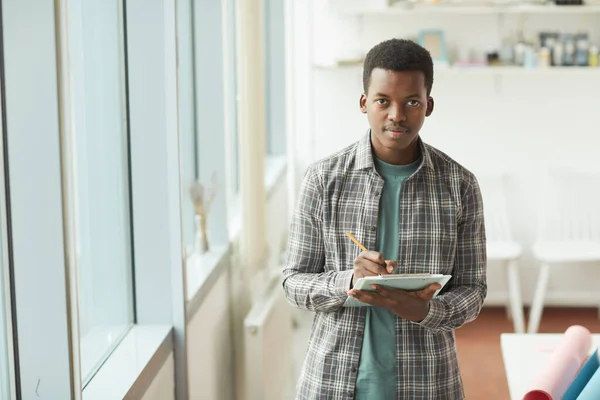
415 283 442 300
371 284 390 297
357 258 390 276
364 261 390 275
385 260 398 273
350 289 385 307
360 251 385 265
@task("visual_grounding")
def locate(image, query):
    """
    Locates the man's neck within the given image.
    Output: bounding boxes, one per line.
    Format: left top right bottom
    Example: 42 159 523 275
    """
372 140 420 166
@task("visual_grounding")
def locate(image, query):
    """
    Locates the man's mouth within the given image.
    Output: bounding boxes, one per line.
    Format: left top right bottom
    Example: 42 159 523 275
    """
385 128 408 137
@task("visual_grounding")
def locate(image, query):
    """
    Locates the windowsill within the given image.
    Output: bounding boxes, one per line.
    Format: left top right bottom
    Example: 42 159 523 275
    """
82 325 172 400
80 323 132 386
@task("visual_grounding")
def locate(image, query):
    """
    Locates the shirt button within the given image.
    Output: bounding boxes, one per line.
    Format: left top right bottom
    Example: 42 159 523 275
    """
370 226 376 231
374 191 380 196
351 366 357 372
357 331 363 337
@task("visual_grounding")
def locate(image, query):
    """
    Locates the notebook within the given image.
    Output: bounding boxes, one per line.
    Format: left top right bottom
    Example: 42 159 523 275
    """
343 273 452 307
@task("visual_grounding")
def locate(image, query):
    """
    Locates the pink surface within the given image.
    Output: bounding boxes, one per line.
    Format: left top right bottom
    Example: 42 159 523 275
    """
523 325 592 400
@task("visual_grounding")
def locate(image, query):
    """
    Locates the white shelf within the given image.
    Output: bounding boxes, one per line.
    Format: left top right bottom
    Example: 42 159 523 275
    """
439 65 600 74
335 3 600 15
314 64 600 75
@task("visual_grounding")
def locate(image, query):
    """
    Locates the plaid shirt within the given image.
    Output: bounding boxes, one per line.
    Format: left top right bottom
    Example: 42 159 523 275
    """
283 132 487 400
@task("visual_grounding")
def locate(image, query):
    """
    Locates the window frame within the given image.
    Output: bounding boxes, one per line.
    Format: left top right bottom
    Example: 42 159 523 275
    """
0 16 17 397
3 0 78 397
64 0 136 385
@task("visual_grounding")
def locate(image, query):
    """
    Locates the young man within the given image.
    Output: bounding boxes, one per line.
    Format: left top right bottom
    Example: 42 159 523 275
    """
283 38 487 399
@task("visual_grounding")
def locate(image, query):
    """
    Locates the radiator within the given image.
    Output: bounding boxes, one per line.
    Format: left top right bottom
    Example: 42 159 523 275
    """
244 277 294 400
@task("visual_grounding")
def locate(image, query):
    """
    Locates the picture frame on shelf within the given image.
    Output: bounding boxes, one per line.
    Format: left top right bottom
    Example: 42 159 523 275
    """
418 29 449 67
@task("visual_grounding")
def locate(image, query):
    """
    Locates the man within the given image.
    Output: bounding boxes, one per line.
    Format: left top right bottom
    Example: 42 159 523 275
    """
283 38 487 399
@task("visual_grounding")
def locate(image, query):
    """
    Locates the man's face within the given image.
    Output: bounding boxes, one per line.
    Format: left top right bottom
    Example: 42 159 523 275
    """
360 68 434 159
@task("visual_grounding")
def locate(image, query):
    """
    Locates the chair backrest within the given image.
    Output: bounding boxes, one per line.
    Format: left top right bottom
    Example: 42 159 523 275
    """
477 172 513 242
537 166 600 242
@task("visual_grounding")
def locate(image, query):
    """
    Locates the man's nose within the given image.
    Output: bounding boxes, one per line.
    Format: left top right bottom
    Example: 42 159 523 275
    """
388 105 406 122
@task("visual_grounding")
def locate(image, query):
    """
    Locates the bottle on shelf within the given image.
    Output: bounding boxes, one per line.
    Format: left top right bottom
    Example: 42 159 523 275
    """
589 46 599 67
575 37 589 67
538 47 551 67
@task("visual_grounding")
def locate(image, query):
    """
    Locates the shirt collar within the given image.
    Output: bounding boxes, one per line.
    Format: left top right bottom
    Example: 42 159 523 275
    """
354 130 435 172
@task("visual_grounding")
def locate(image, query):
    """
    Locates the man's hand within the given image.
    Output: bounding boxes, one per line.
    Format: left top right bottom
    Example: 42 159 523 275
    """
351 251 397 288
347 283 442 322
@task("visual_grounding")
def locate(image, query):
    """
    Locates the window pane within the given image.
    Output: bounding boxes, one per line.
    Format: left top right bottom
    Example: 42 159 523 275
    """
177 0 198 254
226 0 240 195
0 226 9 400
264 0 286 155
0 82 12 400
68 0 134 385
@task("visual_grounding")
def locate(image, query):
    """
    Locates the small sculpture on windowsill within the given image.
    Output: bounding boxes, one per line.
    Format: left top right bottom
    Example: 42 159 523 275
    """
189 173 217 255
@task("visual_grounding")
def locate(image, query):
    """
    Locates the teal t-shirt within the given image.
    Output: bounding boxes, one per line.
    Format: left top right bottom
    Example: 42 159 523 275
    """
355 156 421 399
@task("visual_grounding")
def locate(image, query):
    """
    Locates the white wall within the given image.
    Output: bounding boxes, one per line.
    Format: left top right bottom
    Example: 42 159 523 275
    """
187 270 234 400
289 0 316 191
293 1 600 306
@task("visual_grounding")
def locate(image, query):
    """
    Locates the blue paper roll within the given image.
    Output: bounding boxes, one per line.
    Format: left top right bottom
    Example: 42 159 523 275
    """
562 348 599 400
577 353 600 400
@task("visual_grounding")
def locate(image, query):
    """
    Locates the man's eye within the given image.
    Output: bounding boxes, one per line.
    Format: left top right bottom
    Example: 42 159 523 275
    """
407 100 420 107
376 99 388 105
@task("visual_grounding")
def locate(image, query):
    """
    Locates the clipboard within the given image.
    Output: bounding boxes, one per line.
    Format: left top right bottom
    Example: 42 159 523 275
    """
343 273 452 307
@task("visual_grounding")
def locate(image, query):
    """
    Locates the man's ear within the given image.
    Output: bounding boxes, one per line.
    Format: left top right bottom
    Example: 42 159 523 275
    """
425 96 434 117
360 93 367 114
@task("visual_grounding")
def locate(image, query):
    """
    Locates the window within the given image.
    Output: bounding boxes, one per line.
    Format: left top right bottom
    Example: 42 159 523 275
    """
177 0 199 255
0 88 12 400
0 218 10 400
67 0 134 384
178 0 233 258
264 0 287 156
224 0 240 204
176 0 230 261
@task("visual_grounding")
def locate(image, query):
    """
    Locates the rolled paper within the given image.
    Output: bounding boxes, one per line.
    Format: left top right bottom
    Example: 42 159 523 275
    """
522 325 592 400
562 348 599 400
522 390 552 400
577 364 600 400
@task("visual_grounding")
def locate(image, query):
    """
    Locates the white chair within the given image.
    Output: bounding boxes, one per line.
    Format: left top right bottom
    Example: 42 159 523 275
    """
528 167 600 334
478 173 526 333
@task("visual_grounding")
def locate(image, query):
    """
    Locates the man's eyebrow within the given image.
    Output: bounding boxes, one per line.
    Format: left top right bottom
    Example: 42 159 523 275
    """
373 93 422 99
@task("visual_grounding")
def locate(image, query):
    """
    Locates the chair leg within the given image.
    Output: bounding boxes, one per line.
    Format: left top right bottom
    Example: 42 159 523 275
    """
528 263 550 334
507 260 525 334
505 281 512 321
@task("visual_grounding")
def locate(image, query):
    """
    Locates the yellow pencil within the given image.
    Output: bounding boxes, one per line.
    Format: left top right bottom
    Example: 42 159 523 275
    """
345 231 368 252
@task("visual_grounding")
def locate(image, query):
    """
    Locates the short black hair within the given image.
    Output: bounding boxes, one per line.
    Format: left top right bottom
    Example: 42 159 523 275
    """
362 38 434 95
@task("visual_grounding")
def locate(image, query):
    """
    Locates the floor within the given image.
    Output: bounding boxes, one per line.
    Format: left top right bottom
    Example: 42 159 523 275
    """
457 306 600 399
291 306 600 399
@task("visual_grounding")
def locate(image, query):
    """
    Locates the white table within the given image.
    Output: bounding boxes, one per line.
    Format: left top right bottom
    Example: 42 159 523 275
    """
501 333 600 400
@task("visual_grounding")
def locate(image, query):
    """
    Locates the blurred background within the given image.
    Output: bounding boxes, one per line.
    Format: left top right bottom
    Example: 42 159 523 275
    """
1 0 599 399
